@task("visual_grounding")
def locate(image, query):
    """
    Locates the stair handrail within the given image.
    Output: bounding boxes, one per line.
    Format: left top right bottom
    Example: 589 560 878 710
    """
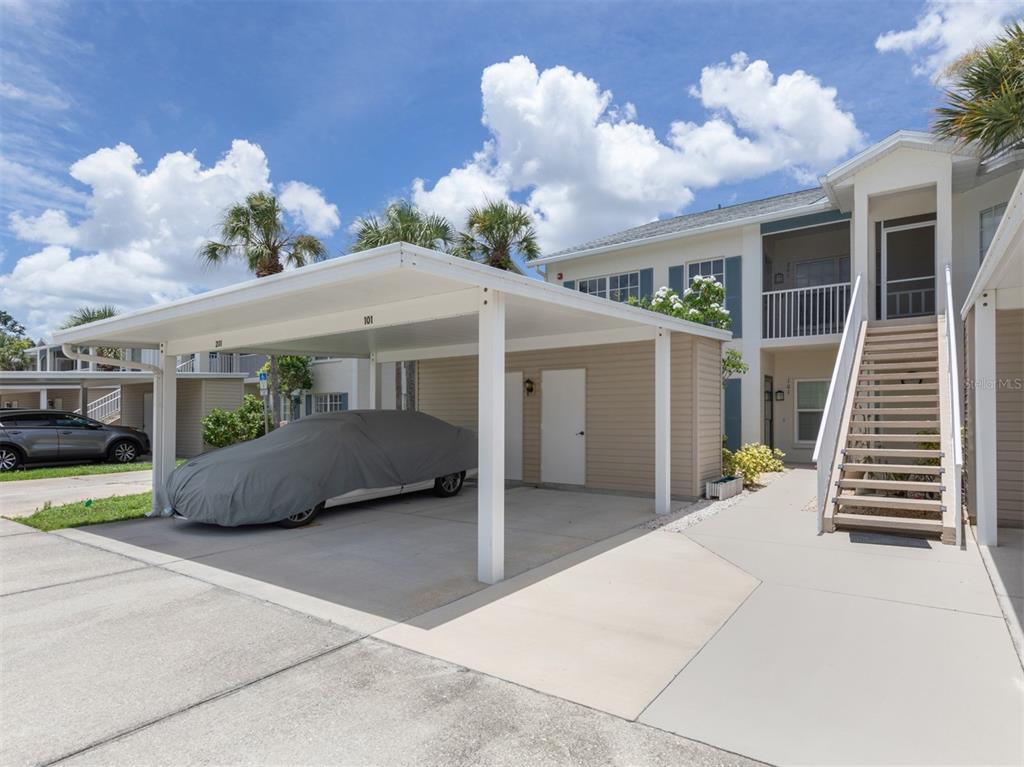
943 265 964 546
812 274 863 533
87 388 121 421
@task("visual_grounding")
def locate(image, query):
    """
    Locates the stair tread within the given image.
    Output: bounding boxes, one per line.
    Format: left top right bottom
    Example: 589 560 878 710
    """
849 420 941 429
843 447 941 457
851 407 939 415
833 512 943 533
838 479 942 492
859 362 939 370
834 494 943 511
863 331 937 342
857 384 939 391
853 395 939 402
858 371 940 380
863 342 937 351
840 462 943 474
847 434 938 442
867 322 937 333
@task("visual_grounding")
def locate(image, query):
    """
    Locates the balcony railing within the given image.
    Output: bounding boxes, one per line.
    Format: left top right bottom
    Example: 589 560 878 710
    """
763 281 851 340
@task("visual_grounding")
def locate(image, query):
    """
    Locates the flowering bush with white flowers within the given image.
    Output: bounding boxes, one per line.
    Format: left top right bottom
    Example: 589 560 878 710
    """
629 276 731 330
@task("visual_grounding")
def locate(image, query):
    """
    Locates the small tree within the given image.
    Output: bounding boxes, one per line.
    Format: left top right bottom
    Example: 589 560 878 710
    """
0 311 32 371
259 356 312 419
629 277 732 329
721 348 749 387
352 200 455 252
201 394 269 448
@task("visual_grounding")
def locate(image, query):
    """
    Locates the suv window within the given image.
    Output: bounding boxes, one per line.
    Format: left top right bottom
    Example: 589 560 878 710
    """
53 414 95 428
6 413 55 427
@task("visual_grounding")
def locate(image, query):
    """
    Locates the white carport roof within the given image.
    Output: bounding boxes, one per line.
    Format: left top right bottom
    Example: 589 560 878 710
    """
53 243 729 586
52 243 729 357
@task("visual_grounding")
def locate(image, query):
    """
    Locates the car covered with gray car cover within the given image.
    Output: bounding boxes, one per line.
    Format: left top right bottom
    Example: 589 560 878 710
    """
160 410 477 526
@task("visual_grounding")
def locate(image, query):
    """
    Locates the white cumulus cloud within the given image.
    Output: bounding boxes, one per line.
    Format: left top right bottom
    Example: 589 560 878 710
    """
279 180 341 237
412 54 863 254
2 140 341 338
875 0 1024 80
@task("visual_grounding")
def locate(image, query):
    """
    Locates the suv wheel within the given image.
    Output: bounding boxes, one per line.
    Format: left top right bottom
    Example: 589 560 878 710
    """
109 440 139 464
0 446 22 472
433 471 465 497
279 501 324 528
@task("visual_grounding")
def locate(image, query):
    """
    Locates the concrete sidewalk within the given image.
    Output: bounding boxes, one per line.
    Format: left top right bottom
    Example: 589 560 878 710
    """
0 516 754 767
0 469 152 517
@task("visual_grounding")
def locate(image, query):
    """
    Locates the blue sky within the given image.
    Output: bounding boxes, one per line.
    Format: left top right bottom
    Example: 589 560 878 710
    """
2 0 1021 337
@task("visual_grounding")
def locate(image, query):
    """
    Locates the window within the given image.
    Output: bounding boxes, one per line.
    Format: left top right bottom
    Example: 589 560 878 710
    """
6 413 54 427
687 258 725 287
576 271 640 302
795 380 828 443
54 414 95 428
313 392 348 413
795 256 848 288
980 202 1008 261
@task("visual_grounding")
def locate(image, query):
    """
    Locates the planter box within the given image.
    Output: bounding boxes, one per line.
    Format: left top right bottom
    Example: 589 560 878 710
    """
706 475 743 500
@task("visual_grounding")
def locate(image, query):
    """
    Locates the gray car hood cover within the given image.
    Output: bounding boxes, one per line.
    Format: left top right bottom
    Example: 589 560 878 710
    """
161 410 477 526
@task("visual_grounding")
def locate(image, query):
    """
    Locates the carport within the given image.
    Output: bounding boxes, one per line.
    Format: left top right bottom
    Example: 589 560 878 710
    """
53 243 729 583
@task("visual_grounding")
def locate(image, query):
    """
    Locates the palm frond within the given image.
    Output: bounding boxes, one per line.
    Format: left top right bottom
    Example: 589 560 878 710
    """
61 305 118 329
289 234 328 266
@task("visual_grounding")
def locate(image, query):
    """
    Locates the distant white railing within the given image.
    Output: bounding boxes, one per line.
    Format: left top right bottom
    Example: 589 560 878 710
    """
86 389 121 422
943 265 964 546
763 281 852 339
812 275 863 533
208 354 235 373
886 277 935 318
176 355 195 373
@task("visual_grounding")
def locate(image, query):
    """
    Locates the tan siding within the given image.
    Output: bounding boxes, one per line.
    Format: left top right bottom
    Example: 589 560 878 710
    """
175 379 204 458
417 335 723 500
996 309 1024 525
119 383 148 431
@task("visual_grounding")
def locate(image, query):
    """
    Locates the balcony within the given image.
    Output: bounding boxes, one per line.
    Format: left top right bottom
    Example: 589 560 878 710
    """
762 282 851 340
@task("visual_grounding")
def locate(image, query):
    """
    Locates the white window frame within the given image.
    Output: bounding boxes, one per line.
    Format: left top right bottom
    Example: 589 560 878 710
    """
794 378 828 446
686 258 725 288
979 202 1008 262
576 270 641 302
313 392 348 413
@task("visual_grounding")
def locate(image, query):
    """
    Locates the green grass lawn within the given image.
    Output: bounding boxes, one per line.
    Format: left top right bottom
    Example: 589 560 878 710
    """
10 492 152 531
0 459 184 482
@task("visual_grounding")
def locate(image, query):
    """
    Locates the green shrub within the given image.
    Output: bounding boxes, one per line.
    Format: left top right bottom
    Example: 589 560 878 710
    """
722 443 786 487
201 394 269 448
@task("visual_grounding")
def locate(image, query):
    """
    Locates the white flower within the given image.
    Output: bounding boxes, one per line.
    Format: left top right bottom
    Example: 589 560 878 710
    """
721 308 730 315
683 287 693 297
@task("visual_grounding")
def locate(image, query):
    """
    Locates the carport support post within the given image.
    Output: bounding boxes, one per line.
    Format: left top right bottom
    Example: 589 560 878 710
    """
368 352 377 409
151 352 177 514
655 328 671 515
477 288 505 584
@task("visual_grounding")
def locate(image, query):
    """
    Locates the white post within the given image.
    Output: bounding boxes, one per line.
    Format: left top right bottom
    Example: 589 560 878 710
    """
853 187 871 322
151 367 164 514
38 388 48 409
196 352 210 373
974 296 998 546
477 288 506 583
655 328 672 515
368 352 378 409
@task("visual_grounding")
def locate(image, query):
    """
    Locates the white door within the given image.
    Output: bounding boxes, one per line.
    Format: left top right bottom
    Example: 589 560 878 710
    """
505 372 523 481
541 368 585 485
143 392 153 439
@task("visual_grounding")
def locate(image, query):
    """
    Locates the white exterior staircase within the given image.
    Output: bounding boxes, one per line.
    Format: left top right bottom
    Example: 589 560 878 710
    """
822 317 959 542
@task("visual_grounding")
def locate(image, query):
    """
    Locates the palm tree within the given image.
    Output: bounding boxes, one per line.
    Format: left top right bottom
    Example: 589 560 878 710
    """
934 22 1024 158
454 200 540 272
199 192 328 423
198 192 327 277
351 200 456 252
62 305 121 367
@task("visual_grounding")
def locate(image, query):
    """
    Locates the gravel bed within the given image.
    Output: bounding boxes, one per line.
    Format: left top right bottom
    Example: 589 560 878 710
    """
642 468 790 534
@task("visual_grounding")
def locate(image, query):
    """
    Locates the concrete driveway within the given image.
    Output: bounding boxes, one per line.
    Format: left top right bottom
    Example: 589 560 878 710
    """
0 511 754 767
3 474 1021 765
1 469 153 517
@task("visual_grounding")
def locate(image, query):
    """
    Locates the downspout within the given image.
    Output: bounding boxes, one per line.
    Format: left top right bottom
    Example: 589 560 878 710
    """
61 344 162 375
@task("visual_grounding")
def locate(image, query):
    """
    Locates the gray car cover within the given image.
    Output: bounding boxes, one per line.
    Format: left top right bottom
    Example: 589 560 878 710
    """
160 410 477 526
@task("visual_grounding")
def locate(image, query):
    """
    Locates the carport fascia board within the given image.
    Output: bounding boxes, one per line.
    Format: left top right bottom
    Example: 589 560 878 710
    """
51 243 731 353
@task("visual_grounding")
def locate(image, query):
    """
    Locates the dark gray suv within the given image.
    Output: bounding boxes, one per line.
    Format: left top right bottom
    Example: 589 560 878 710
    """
0 410 151 471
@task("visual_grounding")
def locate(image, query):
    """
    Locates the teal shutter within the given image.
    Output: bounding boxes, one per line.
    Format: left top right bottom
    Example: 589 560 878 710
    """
639 268 653 301
305 394 313 416
563 279 575 290
724 378 742 452
724 256 742 338
668 265 684 295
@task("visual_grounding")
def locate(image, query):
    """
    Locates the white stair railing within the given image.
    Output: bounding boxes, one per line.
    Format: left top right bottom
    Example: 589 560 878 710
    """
176 355 195 373
86 389 121 422
943 265 964 546
812 275 863 533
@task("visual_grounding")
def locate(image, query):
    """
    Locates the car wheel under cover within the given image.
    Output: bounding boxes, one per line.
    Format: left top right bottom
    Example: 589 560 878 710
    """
433 471 465 497
279 500 325 528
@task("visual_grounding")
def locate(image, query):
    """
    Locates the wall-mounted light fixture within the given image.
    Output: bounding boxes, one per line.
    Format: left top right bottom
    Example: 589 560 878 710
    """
774 390 785 402
524 378 535 396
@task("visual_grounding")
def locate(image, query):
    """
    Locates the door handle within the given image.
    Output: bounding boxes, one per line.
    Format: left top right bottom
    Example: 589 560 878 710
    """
576 430 585 436
9 430 22 434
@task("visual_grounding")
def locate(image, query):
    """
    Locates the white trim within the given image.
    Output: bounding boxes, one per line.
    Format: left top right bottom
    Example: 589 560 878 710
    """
683 257 727 289
477 288 506 584
654 329 671 515
973 295 998 546
820 130 973 192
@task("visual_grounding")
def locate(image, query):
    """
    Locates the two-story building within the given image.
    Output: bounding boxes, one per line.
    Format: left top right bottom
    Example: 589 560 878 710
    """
536 131 1021 467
